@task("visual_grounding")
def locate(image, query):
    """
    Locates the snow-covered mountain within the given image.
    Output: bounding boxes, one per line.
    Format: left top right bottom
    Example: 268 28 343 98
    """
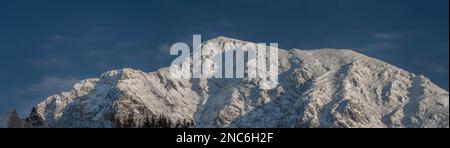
30 37 449 128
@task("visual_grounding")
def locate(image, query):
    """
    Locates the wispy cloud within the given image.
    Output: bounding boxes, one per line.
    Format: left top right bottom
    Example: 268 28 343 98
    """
218 21 239 28
157 43 171 54
411 61 449 75
373 32 403 41
365 42 397 51
29 57 67 68
24 76 79 95
48 34 69 42
83 37 98 43
357 32 404 52
38 34 71 50
115 41 139 49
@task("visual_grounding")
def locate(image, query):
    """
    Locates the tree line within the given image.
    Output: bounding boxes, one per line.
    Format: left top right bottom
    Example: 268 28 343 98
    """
6 107 194 128
7 107 44 128
115 113 194 128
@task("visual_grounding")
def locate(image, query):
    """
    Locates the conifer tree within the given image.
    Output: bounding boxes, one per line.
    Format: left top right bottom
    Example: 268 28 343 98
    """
142 115 152 128
7 109 22 128
150 115 157 128
123 113 135 128
27 107 44 127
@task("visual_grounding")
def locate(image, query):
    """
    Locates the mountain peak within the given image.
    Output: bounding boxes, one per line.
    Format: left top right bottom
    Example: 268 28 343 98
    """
99 68 146 81
206 36 248 45
212 36 241 41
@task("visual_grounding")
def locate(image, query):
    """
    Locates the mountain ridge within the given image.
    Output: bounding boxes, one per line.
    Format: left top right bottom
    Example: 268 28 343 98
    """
29 37 449 128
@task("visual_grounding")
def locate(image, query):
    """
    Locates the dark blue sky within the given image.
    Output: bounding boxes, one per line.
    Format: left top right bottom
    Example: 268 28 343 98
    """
0 0 448 114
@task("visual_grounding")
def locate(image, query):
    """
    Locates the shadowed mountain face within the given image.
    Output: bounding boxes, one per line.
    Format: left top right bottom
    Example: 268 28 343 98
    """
29 37 449 128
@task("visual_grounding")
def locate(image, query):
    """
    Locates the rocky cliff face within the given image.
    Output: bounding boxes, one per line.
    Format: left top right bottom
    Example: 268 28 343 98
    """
31 37 449 128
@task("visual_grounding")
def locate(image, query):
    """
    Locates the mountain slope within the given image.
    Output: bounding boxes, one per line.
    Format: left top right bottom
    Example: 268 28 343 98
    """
31 37 449 128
